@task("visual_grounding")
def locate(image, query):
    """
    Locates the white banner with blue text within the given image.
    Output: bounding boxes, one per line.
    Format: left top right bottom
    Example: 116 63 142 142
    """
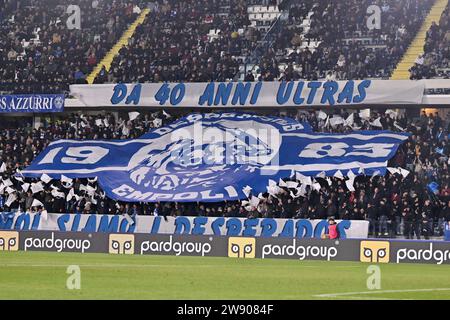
0 213 369 239
70 80 425 107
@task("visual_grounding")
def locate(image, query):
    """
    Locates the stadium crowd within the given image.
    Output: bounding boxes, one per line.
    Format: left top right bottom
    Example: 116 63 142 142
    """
409 1 450 79
256 0 435 81
1 0 448 93
1 109 449 239
93 0 258 84
0 0 141 94
1 0 450 240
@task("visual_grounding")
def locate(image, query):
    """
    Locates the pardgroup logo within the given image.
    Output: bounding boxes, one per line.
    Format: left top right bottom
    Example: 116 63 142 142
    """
109 234 135 254
396 243 450 265
0 231 19 251
360 241 390 263
228 237 255 258
139 235 212 256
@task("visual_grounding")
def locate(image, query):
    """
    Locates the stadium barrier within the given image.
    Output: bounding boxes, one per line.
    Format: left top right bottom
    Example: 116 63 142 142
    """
0 212 369 239
1 230 449 264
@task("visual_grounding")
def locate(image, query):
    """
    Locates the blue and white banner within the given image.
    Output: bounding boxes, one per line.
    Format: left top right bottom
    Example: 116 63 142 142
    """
22 113 409 202
0 213 369 239
0 94 65 113
70 80 425 107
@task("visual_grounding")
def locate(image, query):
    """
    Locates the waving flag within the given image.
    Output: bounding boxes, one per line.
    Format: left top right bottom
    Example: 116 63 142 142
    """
22 113 408 202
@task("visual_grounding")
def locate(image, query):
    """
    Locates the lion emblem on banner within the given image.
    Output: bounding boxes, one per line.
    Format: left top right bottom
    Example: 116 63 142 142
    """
127 120 281 191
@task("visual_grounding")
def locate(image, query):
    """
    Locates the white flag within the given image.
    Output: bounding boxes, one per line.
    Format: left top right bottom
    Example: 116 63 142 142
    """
62 181 73 189
312 183 321 191
344 113 354 126
31 182 44 194
3 178 13 187
278 179 288 187
347 169 356 179
318 110 327 120
385 109 398 119
88 177 98 183
0 162 6 173
387 167 400 175
250 195 260 207
300 175 313 186
162 110 172 118
242 185 252 198
295 172 306 181
85 185 96 196
329 116 344 127
5 193 17 207
95 119 103 126
372 170 381 177
31 199 44 208
5 186 15 194
394 121 406 132
286 181 299 189
61 175 73 184
122 126 130 136
40 173 52 184
333 170 344 179
316 171 326 178
66 188 75 201
153 118 162 128
399 167 410 178
370 117 383 128
51 189 65 199
359 108 371 119
129 112 140 121
241 200 249 207
345 178 355 192
267 184 282 196
289 189 301 199
21 183 30 192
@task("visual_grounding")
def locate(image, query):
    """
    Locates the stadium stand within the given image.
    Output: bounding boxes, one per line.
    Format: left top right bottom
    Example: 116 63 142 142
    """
93 0 265 83
91 0 447 83
1 0 448 89
1 109 449 239
409 0 450 79
0 0 449 240
0 0 141 94
254 0 436 81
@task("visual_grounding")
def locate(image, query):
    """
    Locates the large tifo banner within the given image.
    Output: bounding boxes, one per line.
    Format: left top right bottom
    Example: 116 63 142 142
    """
22 113 409 202
1 230 449 264
0 94 65 113
70 80 424 107
0 213 369 239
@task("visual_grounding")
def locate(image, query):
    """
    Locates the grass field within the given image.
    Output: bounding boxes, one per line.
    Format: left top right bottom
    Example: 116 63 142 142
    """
1 251 450 300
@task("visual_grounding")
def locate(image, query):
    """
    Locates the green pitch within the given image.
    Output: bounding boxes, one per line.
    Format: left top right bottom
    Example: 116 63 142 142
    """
1 251 450 300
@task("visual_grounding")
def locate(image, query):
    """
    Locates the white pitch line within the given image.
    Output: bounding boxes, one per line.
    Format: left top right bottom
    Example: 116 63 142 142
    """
0 263 336 269
314 288 450 298
329 296 400 300
0 263 219 269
